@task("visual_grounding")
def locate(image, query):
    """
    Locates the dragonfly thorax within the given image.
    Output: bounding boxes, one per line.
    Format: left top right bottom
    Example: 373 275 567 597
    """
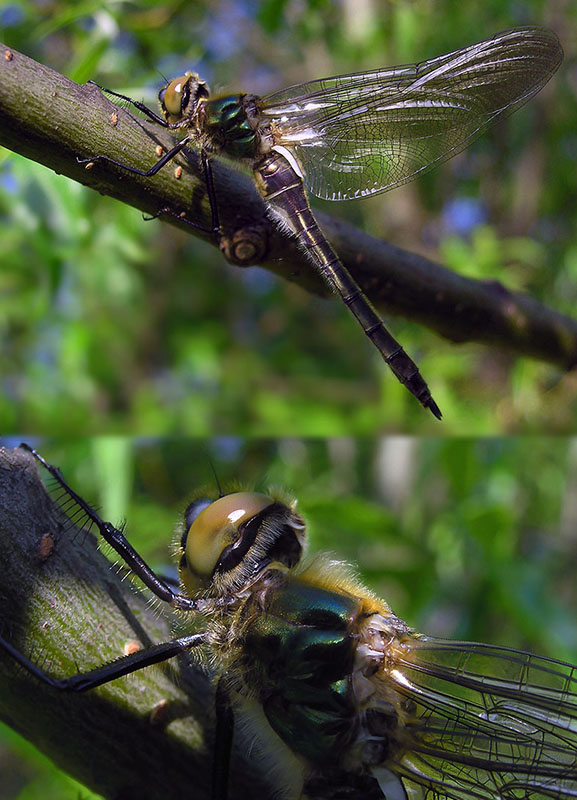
226 560 412 797
201 93 268 160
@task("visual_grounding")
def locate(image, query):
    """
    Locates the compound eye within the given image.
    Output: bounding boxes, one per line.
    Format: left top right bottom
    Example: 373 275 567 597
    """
183 498 213 534
160 75 190 118
184 492 274 580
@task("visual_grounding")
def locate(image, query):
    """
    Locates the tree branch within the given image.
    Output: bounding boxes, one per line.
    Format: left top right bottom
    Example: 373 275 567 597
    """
1 43 576 370
0 446 270 800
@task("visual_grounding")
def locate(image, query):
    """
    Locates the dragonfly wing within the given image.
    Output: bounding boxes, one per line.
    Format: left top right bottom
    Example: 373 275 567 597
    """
377 637 577 800
261 27 562 201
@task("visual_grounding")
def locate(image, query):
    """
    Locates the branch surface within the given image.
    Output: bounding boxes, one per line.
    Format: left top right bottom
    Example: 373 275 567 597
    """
0 446 269 800
1 43 576 370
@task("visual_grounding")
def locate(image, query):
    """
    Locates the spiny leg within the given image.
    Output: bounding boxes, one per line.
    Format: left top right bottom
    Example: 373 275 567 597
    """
0 632 207 692
81 145 221 233
213 679 234 800
20 444 201 611
78 133 194 178
145 150 222 236
201 149 220 235
87 80 168 126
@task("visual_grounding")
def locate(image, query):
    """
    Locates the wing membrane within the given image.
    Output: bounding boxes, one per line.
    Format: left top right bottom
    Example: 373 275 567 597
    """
261 28 562 200
377 637 577 800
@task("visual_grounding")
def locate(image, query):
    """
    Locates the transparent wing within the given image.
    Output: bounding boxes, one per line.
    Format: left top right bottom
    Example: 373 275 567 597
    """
260 27 562 201
375 637 577 800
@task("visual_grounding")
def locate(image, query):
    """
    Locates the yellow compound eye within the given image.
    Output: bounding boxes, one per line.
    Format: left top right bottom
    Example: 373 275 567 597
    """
159 75 190 118
184 492 275 584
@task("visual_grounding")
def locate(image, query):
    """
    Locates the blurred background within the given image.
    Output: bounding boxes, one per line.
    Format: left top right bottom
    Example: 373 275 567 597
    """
1 435 576 798
0 0 576 433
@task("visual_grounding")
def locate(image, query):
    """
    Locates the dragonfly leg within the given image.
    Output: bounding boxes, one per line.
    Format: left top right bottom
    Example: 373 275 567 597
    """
143 206 217 235
19 444 202 612
147 149 222 237
77 135 194 178
201 150 221 236
212 678 234 800
0 631 206 691
87 80 168 127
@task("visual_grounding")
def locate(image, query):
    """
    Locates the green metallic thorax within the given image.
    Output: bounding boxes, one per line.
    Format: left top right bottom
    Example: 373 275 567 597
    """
203 94 259 160
240 575 362 765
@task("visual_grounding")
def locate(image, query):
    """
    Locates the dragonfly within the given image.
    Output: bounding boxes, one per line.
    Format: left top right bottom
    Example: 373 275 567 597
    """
81 26 562 419
1 444 576 800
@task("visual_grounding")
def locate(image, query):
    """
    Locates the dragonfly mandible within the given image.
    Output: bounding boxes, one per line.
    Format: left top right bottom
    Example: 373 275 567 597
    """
1 444 576 800
82 27 563 419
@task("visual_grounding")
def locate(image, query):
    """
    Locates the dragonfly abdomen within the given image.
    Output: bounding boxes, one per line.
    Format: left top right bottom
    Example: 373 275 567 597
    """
255 149 441 419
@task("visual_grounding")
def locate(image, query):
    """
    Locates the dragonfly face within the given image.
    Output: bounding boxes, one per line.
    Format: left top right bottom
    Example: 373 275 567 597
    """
82 27 562 419
158 73 210 128
1 446 576 800
178 490 304 596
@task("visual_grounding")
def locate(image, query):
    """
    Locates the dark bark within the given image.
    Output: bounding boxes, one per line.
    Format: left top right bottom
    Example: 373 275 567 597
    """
0 446 269 800
0 43 576 369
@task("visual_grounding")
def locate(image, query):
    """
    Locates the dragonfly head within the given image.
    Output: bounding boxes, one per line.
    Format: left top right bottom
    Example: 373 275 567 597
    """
159 72 210 126
178 491 306 597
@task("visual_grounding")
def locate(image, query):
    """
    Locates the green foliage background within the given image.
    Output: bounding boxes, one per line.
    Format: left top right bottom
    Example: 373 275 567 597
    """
0 0 576 434
1 436 576 797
